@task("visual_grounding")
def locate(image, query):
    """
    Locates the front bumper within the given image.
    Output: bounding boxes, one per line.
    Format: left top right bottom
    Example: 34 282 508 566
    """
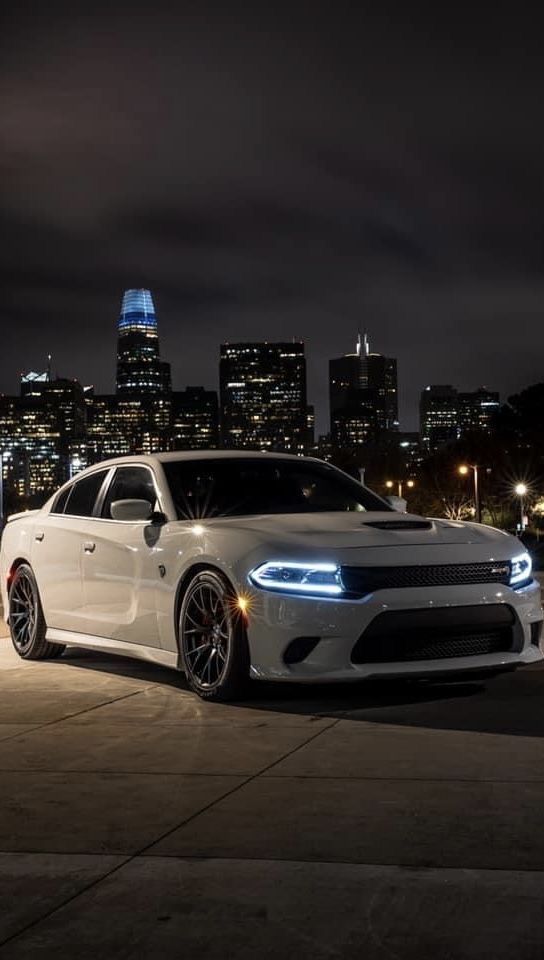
246 578 543 682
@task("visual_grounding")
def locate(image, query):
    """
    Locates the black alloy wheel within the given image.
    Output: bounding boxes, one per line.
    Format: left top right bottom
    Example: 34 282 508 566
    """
179 569 249 701
8 563 65 660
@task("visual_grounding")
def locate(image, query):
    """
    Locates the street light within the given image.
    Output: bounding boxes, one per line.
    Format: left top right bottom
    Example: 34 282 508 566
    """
514 483 528 532
458 464 480 523
386 479 415 498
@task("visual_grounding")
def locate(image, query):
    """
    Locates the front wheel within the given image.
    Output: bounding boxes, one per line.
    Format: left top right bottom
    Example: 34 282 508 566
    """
179 569 249 701
8 563 65 660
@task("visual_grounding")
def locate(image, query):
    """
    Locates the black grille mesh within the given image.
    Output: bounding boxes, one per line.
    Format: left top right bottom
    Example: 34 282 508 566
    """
352 630 513 663
341 561 511 595
351 604 516 664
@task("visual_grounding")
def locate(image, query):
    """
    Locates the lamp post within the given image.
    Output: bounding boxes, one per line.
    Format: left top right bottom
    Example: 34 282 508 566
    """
514 483 528 532
459 464 480 523
386 479 415 499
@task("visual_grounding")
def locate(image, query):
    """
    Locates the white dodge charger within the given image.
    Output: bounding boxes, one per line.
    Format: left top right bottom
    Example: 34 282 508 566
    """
1 452 542 700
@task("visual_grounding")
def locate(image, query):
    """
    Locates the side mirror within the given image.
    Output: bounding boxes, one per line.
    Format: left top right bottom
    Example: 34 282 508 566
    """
385 495 408 513
110 499 153 522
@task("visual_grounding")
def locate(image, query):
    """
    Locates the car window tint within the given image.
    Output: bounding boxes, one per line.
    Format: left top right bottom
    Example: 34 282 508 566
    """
50 485 72 515
163 458 391 520
102 467 158 519
64 470 109 518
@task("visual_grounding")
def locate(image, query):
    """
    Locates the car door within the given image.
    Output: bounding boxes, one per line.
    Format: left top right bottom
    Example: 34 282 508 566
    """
78 464 162 647
31 468 112 632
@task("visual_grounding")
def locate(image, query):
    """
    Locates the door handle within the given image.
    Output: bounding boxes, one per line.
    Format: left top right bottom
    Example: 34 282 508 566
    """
35 532 44 542
83 541 96 553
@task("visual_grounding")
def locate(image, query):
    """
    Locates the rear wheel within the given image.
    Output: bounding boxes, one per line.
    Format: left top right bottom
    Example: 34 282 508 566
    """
9 564 65 660
179 569 249 701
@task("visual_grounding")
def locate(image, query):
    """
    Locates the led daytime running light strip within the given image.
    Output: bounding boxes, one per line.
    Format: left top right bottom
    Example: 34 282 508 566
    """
250 561 343 596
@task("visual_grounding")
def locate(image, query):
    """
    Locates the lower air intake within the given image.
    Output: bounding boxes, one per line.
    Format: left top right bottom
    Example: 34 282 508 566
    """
283 636 321 665
351 604 517 664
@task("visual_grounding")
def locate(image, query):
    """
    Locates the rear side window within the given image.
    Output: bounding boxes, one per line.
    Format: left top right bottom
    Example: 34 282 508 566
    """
102 466 158 519
63 470 109 518
51 485 72 515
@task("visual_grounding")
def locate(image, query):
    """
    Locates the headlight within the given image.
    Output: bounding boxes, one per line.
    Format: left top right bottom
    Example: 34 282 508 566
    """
510 552 532 587
249 561 344 596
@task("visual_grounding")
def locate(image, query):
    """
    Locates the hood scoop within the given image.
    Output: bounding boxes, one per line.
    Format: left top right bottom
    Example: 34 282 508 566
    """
362 520 433 531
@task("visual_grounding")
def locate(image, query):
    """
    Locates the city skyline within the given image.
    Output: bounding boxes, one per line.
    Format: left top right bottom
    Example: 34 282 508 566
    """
0 288 504 436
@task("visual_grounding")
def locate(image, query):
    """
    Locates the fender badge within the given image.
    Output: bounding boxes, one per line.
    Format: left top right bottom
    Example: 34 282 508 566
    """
158 564 166 578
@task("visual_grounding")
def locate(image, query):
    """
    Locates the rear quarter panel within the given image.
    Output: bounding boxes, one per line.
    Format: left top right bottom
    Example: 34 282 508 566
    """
0 512 39 622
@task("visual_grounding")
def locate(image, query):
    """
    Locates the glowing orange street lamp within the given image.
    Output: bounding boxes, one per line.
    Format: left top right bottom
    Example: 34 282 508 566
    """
458 464 481 523
386 479 415 498
514 483 528 531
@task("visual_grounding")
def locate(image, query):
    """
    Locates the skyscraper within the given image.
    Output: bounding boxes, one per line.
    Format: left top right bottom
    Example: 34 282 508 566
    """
420 385 500 453
220 342 307 454
420 385 459 452
172 387 219 450
458 388 500 435
360 335 398 433
329 333 398 443
0 370 86 501
116 289 171 395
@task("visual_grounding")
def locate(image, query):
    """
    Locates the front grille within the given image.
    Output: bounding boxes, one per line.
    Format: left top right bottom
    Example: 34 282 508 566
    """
341 561 511 595
351 604 517 664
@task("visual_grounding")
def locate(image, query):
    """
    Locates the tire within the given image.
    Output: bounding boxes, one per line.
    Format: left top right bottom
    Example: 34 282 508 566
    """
8 563 65 660
179 569 250 701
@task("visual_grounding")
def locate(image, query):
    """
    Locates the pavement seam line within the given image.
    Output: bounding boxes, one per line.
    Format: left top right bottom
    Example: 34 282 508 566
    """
137 853 544 873
126 717 342 856
2 770 544 783
0 717 340 950
0 688 151 744
4 851 544 875
0 855 134 954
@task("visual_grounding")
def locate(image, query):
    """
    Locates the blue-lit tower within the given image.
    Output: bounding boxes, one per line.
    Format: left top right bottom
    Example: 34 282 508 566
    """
116 289 171 395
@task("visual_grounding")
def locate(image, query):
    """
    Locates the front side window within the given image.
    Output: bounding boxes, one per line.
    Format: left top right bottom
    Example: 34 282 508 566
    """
102 466 158 519
162 458 391 520
62 470 109 518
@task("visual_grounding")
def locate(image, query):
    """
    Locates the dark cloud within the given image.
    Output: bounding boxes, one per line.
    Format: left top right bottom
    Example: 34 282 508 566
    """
2 3 544 431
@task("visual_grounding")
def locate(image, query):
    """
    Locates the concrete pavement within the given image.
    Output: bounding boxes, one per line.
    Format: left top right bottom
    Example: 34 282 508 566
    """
1 620 544 957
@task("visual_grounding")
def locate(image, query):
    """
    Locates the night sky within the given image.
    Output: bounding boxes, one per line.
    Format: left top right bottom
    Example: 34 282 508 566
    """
3 3 544 432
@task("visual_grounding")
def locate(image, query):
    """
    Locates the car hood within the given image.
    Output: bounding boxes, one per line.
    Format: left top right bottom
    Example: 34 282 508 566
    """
205 511 513 550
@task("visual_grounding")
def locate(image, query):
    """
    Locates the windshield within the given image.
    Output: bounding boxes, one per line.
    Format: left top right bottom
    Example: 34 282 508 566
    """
162 457 391 520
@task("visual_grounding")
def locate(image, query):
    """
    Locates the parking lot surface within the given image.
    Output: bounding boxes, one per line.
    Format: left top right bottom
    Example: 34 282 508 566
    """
1 620 544 958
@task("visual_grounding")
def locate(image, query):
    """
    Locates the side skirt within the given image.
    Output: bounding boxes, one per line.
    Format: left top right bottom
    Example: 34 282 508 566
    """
46 628 181 671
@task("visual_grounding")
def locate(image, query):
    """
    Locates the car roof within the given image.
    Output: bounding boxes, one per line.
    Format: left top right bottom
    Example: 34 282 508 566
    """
69 450 315 478
156 450 306 463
